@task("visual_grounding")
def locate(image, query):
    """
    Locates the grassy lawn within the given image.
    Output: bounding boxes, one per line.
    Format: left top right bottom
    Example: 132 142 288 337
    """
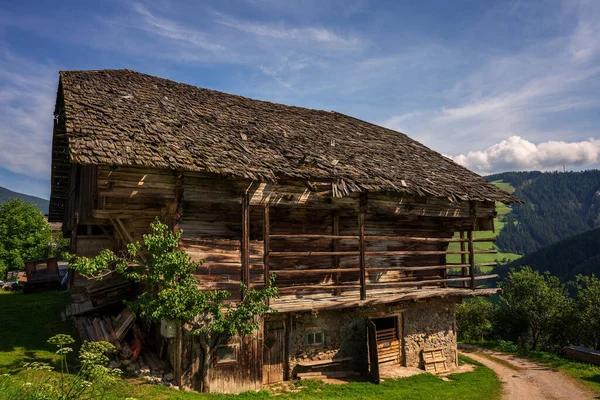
447 180 521 273
463 340 600 394
0 291 502 399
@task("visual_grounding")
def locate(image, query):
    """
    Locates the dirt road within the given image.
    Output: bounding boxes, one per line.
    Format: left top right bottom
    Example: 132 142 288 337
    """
459 346 597 400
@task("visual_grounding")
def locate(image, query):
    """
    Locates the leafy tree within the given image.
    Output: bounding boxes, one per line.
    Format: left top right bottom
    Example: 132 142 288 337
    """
499 266 570 350
457 297 497 341
72 219 277 392
571 274 600 350
0 199 68 279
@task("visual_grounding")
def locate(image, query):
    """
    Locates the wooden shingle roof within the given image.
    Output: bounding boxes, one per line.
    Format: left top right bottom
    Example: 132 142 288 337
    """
55 69 518 203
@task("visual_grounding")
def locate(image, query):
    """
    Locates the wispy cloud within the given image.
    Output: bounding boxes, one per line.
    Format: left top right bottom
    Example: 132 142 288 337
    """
131 4 226 52
383 0 600 158
0 52 56 180
215 12 361 50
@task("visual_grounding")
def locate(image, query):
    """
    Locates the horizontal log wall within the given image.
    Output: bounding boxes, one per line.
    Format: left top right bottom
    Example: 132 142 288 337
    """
79 167 497 306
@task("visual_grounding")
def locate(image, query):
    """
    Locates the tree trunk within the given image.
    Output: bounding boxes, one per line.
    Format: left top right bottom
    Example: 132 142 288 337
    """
199 337 212 393
531 328 539 350
198 335 224 393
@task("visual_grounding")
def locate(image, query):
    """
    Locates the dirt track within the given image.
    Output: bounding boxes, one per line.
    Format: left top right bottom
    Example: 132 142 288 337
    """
459 346 597 400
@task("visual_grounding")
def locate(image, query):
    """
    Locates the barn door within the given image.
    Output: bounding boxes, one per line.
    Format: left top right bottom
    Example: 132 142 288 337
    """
263 320 284 385
372 317 400 366
368 319 380 383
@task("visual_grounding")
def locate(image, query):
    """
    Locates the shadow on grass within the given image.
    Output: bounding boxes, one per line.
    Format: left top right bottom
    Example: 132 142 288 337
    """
0 291 73 364
1 350 57 374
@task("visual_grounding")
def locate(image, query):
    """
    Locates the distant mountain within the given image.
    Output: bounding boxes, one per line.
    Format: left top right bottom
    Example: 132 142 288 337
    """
486 170 600 255
497 227 600 283
0 186 49 214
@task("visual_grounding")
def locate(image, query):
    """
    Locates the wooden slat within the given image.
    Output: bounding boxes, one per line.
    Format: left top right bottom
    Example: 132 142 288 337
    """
333 214 341 295
269 251 360 257
460 231 467 288
269 234 359 239
359 213 366 300
469 201 476 290
276 284 362 293
367 274 498 287
268 235 496 242
365 236 496 243
241 193 250 298
268 250 495 257
270 268 361 275
263 205 270 305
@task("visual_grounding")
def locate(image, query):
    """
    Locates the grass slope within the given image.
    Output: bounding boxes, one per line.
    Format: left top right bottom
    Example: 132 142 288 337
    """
0 291 501 400
446 180 521 273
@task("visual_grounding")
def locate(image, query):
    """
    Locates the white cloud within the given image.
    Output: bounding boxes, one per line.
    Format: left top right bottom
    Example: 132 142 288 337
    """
453 136 600 173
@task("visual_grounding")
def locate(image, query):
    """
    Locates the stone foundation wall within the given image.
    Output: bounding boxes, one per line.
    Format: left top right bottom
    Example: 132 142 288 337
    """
402 298 459 368
287 297 459 375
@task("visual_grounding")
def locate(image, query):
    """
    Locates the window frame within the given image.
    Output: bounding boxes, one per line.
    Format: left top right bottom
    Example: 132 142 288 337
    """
215 344 239 365
305 330 325 346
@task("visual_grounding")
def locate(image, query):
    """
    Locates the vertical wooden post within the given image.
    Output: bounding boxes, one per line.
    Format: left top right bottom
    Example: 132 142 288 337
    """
263 206 270 305
358 213 366 300
468 201 476 290
174 322 183 389
332 213 341 295
241 193 250 299
460 231 467 288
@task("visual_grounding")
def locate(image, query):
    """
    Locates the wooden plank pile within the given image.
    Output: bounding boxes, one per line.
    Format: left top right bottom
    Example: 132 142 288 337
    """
421 347 449 373
74 307 136 349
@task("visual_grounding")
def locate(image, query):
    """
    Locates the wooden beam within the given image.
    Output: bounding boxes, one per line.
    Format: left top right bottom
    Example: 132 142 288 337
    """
366 263 497 272
270 268 361 275
333 213 341 295
369 274 498 288
269 251 360 257
268 249 494 257
269 234 359 240
263 205 270 305
268 234 496 243
276 284 362 293
359 212 366 300
241 193 250 299
469 201 476 289
460 231 467 288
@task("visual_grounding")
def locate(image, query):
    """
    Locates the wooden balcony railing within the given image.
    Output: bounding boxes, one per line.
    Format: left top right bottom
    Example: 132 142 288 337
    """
241 202 498 301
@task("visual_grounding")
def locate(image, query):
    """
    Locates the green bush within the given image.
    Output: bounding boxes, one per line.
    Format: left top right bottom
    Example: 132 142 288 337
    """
457 297 498 341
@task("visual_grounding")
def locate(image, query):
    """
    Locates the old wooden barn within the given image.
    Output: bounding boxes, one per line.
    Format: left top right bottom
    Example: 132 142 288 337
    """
49 69 518 393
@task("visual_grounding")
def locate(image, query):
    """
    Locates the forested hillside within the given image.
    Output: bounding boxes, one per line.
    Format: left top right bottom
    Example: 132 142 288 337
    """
497 227 600 283
0 186 49 214
486 171 600 255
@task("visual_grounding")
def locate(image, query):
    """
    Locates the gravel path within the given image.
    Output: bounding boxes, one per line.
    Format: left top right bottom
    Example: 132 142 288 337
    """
459 345 597 400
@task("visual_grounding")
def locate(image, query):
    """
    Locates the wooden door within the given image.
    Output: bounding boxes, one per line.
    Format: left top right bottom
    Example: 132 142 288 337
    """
263 320 284 385
368 319 380 383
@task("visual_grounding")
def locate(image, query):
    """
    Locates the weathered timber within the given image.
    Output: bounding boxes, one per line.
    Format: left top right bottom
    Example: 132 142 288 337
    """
241 193 250 297
469 202 476 289
263 206 270 302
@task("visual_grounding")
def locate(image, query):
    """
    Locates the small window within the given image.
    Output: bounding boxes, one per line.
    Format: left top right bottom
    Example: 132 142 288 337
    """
306 330 325 345
216 346 238 364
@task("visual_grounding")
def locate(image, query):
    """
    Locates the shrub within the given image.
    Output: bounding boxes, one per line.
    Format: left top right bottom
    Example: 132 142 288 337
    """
457 297 497 341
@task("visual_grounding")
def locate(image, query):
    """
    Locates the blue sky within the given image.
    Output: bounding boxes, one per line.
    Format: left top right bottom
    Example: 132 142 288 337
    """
1 0 599 199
